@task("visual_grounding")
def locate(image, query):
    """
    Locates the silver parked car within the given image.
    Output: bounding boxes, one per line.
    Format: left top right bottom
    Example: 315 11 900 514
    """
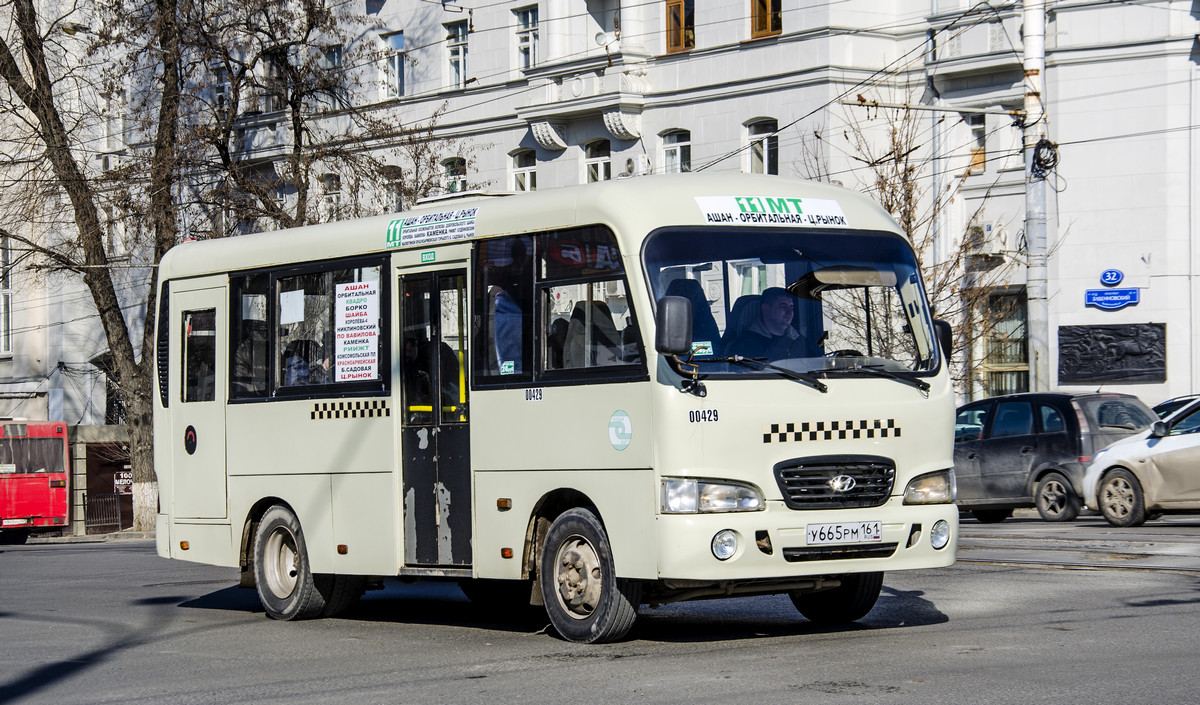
1082 398 1200 526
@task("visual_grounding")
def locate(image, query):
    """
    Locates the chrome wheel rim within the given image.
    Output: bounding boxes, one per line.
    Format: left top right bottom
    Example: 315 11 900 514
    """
1038 479 1069 516
264 526 299 600
1101 477 1134 519
553 535 603 620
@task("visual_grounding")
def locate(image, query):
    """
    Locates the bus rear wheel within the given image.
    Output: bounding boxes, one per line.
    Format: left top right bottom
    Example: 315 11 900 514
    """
253 505 363 620
539 508 640 644
790 572 883 625
0 529 29 545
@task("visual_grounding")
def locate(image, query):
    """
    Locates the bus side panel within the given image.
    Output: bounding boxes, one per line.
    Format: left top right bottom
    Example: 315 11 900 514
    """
474 468 657 580
331 472 400 575
170 522 234 567
227 474 337 573
471 381 656 580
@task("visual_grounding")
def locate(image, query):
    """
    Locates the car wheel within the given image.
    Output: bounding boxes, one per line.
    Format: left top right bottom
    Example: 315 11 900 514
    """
1035 472 1081 522
790 572 883 625
1098 468 1147 527
972 509 1012 523
539 508 640 643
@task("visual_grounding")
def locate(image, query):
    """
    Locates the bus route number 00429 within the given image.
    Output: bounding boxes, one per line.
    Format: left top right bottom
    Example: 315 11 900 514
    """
688 409 719 423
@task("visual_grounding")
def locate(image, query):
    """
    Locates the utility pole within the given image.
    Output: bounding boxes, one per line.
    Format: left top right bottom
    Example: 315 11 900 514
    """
1024 0 1050 391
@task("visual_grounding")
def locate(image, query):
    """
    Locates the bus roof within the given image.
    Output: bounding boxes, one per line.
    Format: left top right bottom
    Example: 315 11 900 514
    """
159 173 902 282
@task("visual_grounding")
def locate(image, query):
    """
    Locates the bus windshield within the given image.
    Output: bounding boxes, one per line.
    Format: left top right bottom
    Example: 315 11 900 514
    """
644 227 938 376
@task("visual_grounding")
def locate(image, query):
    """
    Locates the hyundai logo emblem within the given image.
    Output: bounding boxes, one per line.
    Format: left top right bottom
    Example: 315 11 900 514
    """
829 475 857 493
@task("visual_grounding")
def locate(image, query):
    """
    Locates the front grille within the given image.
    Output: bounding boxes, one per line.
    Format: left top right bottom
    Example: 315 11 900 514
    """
783 543 899 562
773 455 896 509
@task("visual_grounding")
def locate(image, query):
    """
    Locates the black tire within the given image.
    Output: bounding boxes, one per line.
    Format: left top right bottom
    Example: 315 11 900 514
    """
539 508 640 644
1035 472 1081 522
253 505 362 620
790 572 883 625
972 508 1012 523
1098 468 1147 527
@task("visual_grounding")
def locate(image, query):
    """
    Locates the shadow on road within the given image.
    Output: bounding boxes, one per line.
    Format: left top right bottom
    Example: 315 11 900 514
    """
173 577 949 644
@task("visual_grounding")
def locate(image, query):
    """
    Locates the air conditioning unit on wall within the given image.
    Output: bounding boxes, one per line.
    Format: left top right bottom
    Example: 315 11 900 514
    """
966 219 1008 255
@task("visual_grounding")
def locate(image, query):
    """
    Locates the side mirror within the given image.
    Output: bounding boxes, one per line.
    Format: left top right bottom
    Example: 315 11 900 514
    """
1151 421 1168 438
933 319 953 360
655 295 693 356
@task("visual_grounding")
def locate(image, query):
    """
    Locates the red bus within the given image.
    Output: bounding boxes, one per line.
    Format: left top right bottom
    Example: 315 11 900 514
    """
0 421 69 544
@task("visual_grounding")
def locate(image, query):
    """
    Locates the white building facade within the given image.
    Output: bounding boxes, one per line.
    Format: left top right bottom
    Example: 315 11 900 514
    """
3 0 1198 422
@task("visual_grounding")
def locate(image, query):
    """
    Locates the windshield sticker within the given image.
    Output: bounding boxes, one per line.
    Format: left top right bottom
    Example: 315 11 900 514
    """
386 207 478 248
691 341 714 356
696 196 848 228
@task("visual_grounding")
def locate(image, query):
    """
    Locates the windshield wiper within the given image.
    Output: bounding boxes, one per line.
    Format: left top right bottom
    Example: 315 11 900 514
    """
836 363 930 393
716 355 828 393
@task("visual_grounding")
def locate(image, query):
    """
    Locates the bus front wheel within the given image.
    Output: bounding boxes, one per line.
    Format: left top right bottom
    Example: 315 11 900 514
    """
539 508 640 643
790 572 883 625
253 505 363 620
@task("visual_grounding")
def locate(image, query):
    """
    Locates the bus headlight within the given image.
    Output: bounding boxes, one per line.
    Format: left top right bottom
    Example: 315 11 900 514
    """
661 478 764 513
903 470 955 504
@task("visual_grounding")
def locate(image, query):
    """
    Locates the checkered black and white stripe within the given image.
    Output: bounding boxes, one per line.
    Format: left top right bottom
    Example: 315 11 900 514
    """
311 400 391 420
763 419 900 443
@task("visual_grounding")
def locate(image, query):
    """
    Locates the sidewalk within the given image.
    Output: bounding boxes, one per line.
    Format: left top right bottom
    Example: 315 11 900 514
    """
29 528 155 544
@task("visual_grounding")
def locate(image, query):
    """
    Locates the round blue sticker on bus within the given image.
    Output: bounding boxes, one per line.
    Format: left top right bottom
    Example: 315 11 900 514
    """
608 410 632 451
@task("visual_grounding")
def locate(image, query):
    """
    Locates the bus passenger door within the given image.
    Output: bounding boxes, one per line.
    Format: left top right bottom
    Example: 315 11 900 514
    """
399 269 471 567
170 284 227 519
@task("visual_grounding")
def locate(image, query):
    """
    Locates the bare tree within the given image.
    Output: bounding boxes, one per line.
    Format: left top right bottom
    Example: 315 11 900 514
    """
798 96 1024 395
0 0 480 530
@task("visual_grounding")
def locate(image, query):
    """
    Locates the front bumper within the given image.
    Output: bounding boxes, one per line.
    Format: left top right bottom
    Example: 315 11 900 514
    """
654 497 957 582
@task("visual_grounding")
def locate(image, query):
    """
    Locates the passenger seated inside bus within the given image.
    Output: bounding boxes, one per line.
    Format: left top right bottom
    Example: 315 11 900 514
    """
563 300 622 368
282 339 329 386
723 287 818 361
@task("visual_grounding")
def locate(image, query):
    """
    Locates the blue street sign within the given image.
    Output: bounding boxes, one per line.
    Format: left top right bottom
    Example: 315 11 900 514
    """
1100 269 1124 286
1085 288 1139 310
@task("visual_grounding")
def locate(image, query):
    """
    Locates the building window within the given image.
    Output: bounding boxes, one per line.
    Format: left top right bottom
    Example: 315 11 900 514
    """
748 120 778 174
316 44 344 111
447 21 469 89
513 150 537 192
210 64 229 116
585 141 611 183
661 130 691 173
666 0 695 53
443 157 467 193
0 235 10 354
980 290 1029 397
321 174 341 221
966 114 986 175
515 7 538 70
383 32 405 98
751 0 781 38
263 50 287 112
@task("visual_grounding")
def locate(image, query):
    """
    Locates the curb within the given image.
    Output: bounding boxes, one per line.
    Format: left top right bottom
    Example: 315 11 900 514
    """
28 530 155 544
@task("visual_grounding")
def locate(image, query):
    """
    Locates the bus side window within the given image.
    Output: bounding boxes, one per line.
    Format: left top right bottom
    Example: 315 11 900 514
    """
231 273 270 398
473 236 534 381
182 309 216 402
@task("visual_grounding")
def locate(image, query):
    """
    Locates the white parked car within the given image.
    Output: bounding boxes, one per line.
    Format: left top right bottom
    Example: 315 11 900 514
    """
1082 399 1200 526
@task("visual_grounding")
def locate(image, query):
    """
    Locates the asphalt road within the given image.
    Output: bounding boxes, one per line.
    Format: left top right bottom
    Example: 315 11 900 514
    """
2 515 1200 705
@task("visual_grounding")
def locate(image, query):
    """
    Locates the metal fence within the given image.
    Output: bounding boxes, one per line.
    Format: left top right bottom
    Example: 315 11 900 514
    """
84 492 123 532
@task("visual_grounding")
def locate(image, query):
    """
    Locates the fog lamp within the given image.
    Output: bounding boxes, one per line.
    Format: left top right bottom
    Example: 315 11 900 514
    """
711 529 738 561
930 520 951 550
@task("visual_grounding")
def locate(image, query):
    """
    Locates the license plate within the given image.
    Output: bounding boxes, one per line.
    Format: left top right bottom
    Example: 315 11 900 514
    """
2 518 29 527
806 521 882 545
